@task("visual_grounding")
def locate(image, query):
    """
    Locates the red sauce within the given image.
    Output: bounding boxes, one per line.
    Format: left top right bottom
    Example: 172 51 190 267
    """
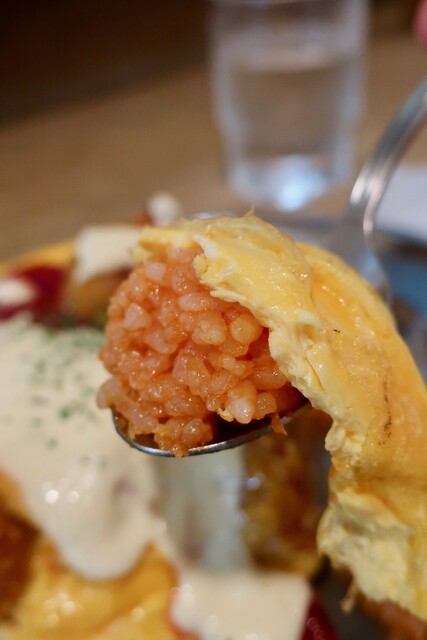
302 599 337 640
0 266 66 322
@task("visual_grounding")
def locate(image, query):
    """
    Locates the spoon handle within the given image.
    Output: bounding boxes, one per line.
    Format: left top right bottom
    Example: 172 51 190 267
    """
353 76 427 241
330 77 427 296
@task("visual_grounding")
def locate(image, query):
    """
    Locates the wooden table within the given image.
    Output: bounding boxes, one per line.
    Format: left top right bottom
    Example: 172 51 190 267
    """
0 33 426 261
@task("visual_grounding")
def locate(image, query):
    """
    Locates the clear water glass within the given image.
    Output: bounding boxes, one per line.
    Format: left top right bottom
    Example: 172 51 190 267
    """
210 0 367 214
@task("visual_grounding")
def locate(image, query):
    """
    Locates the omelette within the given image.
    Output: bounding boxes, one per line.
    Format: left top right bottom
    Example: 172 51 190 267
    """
99 213 427 623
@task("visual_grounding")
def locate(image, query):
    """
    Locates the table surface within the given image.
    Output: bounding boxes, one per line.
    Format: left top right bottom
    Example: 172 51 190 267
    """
0 32 426 261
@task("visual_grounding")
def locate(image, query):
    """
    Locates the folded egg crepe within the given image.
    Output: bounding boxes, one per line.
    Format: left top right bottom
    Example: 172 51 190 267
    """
99 213 427 622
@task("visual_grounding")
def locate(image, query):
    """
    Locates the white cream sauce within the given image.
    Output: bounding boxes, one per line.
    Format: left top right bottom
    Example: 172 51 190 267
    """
0 316 166 579
73 225 142 282
154 450 249 570
157 453 311 640
0 313 311 640
147 192 182 227
73 207 182 284
172 568 311 640
0 277 36 306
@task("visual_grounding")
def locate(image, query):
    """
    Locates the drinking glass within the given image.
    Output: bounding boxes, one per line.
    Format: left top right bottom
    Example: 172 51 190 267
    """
210 0 367 214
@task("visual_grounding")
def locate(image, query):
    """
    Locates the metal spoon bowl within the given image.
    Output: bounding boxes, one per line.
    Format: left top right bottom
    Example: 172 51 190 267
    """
113 76 427 457
113 403 310 457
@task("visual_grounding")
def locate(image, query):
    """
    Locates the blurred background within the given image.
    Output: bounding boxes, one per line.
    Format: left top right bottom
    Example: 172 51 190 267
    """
1 0 208 122
0 0 419 122
1 6 426 640
0 0 426 263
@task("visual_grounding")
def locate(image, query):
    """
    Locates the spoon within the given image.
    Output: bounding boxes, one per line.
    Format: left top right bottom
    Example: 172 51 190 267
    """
114 76 427 457
113 403 310 457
